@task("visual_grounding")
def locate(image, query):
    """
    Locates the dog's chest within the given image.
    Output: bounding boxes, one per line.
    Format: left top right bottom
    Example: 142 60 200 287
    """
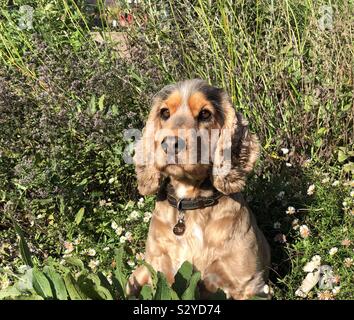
173 222 206 272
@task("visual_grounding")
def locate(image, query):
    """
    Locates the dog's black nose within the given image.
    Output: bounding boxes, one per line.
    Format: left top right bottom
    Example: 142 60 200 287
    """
161 136 185 154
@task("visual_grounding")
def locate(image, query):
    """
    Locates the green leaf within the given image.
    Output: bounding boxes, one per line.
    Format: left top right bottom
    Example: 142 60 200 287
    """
75 207 85 225
0 286 22 300
172 261 193 297
181 271 201 300
97 272 115 297
98 94 105 111
11 217 33 267
43 266 68 300
139 284 153 300
77 274 113 300
154 272 173 300
338 147 348 163
206 288 227 300
32 267 54 299
64 256 85 270
112 247 127 299
15 268 33 292
63 272 87 300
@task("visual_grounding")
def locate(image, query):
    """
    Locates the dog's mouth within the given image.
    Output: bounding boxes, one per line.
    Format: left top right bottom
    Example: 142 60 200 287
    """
161 163 211 180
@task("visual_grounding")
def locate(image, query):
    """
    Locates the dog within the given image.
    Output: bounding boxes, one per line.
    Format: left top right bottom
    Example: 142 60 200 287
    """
127 79 270 299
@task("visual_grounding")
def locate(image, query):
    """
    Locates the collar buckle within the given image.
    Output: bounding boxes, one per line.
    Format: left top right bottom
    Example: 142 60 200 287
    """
176 199 184 211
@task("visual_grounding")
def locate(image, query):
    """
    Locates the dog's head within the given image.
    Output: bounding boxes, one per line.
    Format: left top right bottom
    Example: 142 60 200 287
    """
134 79 259 195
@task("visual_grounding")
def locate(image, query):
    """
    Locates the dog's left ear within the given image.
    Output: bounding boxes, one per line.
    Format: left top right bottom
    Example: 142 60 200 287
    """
212 95 259 195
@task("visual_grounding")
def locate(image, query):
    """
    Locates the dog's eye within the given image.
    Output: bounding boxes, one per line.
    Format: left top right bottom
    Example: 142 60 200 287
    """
198 109 212 121
160 108 170 120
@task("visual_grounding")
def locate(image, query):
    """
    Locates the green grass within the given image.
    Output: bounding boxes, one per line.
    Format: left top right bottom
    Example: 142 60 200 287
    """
0 0 353 300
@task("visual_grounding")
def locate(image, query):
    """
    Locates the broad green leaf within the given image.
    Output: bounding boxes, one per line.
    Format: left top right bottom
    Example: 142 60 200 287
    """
0 286 22 300
43 266 68 300
97 272 115 297
181 271 201 300
139 284 153 300
206 288 227 300
75 207 85 225
15 268 33 292
63 272 86 300
32 267 53 299
77 274 113 300
154 272 177 300
112 247 127 299
172 261 193 297
64 256 85 270
11 217 33 267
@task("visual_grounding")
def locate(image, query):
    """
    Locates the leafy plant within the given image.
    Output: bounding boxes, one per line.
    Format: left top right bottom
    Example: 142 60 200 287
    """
0 221 219 300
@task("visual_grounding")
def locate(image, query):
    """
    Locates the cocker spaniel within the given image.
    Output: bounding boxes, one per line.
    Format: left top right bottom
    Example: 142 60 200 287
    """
127 79 270 299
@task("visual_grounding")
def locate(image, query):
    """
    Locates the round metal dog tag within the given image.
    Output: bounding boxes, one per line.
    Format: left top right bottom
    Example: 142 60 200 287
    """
173 219 185 235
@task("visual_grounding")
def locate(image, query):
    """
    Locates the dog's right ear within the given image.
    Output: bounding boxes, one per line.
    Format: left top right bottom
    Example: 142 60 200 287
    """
133 103 162 196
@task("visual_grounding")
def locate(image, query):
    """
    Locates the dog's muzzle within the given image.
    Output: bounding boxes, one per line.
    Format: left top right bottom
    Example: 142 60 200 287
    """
161 136 185 155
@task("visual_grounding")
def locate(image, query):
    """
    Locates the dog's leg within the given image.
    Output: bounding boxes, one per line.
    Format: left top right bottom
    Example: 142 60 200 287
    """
126 254 175 297
126 265 152 297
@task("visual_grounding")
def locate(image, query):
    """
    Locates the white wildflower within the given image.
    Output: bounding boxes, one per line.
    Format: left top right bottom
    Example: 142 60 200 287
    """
137 198 144 208
88 259 100 270
329 247 338 256
332 180 339 186
111 221 118 230
292 218 300 230
307 184 315 195
286 206 296 215
281 148 289 155
115 226 124 236
87 248 96 256
263 284 270 294
286 162 292 167
321 177 330 183
341 239 352 247
127 260 135 267
344 257 353 268
317 290 334 300
332 286 341 295
299 225 310 238
103 247 110 252
350 190 354 197
143 211 152 223
119 236 127 244
125 231 133 242
63 241 74 254
127 210 140 221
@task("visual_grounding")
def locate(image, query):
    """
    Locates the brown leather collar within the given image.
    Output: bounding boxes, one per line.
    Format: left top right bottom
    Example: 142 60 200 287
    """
166 191 223 211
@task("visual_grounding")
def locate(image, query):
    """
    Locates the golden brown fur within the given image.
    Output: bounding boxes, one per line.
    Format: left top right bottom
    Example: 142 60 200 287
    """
129 79 270 299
